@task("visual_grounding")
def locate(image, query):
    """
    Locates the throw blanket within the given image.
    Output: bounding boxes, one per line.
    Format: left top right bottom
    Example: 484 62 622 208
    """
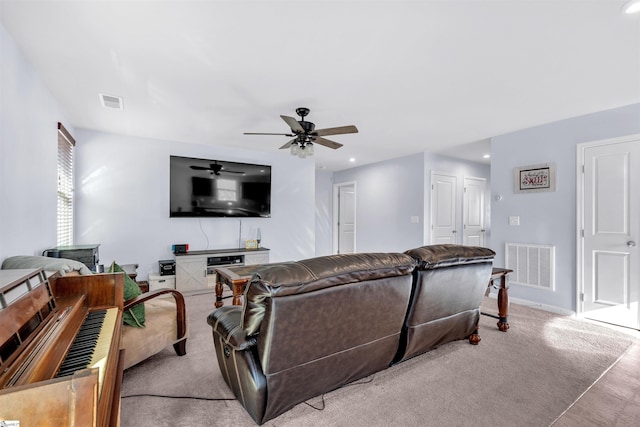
1 255 92 275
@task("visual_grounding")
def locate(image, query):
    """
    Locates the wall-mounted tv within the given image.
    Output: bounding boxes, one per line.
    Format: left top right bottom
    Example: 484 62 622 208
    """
170 155 271 218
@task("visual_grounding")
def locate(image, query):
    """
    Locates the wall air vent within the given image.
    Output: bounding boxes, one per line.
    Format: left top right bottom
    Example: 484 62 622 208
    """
98 93 124 110
505 243 555 290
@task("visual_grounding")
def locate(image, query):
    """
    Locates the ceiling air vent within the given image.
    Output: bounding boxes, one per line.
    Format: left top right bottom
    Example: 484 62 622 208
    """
98 93 124 110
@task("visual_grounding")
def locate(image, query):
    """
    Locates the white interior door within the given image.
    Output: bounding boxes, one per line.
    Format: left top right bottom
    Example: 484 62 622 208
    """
334 183 356 254
463 177 486 246
431 173 457 244
581 137 640 329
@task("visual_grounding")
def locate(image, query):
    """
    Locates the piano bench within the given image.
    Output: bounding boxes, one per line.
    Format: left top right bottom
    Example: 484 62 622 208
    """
122 288 187 370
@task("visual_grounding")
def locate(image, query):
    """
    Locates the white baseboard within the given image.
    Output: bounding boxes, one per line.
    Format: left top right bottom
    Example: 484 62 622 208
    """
486 292 575 317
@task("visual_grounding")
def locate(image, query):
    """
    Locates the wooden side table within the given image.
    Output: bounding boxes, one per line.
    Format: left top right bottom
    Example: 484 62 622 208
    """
483 267 513 332
215 265 262 308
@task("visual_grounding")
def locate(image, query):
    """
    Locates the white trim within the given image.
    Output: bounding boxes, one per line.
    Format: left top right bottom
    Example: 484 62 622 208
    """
430 171 458 245
462 175 487 246
575 133 640 317
486 292 575 317
332 181 356 254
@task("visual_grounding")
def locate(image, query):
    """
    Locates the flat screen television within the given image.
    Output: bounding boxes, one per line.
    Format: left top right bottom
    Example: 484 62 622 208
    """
170 155 271 218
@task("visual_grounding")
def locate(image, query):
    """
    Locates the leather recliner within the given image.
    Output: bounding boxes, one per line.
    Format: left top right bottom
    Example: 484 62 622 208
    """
395 244 495 363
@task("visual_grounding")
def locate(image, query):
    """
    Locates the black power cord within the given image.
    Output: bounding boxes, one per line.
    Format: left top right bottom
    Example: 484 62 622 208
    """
303 374 376 411
121 394 235 401
122 374 376 408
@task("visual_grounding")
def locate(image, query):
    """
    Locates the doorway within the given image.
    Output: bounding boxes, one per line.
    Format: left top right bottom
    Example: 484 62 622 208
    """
430 172 458 244
578 134 640 329
463 177 487 246
333 182 356 254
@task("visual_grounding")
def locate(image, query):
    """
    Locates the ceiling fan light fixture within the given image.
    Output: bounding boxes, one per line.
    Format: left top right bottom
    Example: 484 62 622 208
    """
623 0 640 13
244 108 357 158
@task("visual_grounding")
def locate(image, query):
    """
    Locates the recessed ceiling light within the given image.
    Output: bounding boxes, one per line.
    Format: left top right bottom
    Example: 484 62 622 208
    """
483 154 490 159
349 158 356 163
623 0 640 13
98 93 124 110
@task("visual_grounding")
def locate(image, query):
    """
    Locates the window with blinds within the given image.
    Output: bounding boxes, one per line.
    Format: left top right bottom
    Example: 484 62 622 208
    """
57 123 75 246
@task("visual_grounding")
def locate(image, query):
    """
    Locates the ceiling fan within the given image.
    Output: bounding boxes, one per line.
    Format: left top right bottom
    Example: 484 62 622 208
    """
244 107 358 158
190 161 244 176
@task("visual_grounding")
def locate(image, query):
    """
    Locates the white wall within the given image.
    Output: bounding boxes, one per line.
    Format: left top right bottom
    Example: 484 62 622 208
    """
0 23 73 259
491 103 640 312
74 129 315 280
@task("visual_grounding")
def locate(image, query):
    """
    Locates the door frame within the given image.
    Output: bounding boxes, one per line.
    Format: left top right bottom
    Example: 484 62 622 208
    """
430 171 458 244
576 133 640 319
333 181 356 254
462 176 487 246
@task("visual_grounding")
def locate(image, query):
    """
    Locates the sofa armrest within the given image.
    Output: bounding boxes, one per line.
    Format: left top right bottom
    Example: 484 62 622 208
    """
124 289 187 343
207 306 257 351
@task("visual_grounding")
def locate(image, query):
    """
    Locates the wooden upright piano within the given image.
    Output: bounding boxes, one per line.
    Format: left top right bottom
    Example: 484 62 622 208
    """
0 268 125 426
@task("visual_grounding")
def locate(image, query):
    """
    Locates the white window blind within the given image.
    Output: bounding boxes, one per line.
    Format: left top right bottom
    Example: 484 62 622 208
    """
57 123 75 246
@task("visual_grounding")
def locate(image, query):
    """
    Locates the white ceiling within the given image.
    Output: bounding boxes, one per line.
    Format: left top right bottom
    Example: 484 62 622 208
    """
1 1 639 170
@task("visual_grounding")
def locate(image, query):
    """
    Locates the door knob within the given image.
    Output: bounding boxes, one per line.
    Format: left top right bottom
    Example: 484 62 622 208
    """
628 241 637 247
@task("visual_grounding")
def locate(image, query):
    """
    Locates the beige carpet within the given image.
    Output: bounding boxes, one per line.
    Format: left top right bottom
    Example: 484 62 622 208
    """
120 292 636 427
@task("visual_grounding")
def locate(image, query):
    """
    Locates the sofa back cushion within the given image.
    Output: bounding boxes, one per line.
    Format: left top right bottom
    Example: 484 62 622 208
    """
405 244 495 270
242 252 416 336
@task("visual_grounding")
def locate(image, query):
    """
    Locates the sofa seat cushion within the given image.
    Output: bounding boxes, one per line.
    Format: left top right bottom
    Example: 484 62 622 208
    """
121 298 182 369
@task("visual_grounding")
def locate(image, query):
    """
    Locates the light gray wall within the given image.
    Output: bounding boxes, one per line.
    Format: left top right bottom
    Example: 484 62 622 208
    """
491 103 640 312
0 24 73 259
74 129 316 280
333 154 425 253
331 153 490 254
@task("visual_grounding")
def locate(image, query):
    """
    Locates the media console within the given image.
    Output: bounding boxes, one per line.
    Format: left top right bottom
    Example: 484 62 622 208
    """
174 248 269 295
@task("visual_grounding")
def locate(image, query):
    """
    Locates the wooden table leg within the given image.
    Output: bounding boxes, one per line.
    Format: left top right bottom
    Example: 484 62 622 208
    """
232 282 243 306
468 326 481 345
231 278 250 306
496 275 510 332
215 276 224 308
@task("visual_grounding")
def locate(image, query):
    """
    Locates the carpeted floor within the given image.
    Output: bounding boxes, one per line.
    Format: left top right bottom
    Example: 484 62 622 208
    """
120 292 637 427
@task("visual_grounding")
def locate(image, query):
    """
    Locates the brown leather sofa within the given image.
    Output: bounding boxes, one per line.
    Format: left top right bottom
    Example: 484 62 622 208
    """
207 245 494 425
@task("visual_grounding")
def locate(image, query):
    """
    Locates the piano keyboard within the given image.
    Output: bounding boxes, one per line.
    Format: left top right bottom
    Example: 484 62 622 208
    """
55 307 118 396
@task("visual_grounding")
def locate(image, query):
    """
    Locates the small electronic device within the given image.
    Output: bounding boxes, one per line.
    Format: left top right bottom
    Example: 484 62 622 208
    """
159 260 176 276
172 244 189 254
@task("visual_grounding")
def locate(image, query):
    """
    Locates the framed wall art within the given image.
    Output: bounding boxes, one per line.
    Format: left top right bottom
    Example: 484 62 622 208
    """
514 162 556 193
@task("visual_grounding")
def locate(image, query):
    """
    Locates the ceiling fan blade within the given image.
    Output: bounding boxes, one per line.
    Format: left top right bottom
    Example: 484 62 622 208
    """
280 115 305 133
313 136 343 150
190 166 211 170
279 138 297 150
244 132 294 136
312 125 358 137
